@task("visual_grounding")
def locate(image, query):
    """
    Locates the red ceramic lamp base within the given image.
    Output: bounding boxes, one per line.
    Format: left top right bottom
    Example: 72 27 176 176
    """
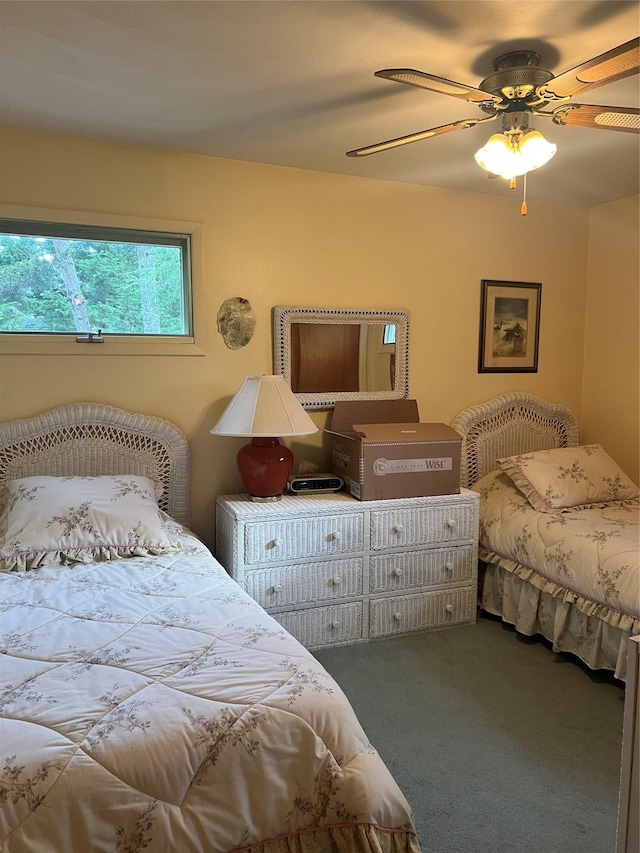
236 437 294 501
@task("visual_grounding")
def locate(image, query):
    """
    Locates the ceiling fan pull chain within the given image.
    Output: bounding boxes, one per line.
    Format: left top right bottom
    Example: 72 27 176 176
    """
521 173 528 216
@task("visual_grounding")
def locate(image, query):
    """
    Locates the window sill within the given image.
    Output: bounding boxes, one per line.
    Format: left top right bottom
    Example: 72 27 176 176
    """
0 335 206 357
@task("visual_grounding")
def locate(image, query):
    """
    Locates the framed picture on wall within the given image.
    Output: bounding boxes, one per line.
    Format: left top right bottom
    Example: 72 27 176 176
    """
478 280 542 373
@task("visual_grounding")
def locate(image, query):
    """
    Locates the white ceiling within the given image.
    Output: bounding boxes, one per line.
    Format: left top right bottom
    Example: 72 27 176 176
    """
0 1 638 208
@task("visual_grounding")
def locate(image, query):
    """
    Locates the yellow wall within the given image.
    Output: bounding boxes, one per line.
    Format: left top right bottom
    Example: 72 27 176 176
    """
0 126 635 548
582 196 640 482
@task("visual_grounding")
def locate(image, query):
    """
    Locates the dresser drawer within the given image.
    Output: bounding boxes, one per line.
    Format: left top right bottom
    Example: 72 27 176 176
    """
244 513 364 564
369 587 475 638
370 503 476 550
245 558 363 609
275 602 363 648
369 545 474 593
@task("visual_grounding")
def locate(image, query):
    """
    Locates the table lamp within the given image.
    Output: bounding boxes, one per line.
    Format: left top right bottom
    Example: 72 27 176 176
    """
210 375 318 501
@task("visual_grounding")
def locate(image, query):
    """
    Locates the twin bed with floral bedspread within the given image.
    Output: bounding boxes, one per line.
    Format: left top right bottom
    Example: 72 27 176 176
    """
451 392 640 681
0 403 422 853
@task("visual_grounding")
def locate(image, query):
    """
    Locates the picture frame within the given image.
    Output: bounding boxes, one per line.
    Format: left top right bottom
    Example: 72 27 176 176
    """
478 280 541 373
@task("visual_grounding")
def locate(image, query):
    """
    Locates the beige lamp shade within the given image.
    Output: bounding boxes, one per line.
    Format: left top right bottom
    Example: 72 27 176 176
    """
210 375 318 437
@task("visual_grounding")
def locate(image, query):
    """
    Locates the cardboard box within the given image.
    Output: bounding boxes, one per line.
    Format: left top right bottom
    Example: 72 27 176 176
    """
325 400 461 501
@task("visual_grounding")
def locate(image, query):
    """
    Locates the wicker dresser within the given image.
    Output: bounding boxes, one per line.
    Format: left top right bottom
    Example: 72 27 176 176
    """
215 490 480 649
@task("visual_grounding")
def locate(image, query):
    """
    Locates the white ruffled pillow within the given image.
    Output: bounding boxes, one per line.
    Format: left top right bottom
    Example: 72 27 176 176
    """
0 474 181 572
498 444 639 512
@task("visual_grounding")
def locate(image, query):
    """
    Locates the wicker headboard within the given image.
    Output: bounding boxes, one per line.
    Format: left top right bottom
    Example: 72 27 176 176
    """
450 392 580 488
0 402 190 527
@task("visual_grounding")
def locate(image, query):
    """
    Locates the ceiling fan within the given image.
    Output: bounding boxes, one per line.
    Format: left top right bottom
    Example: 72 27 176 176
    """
346 37 640 181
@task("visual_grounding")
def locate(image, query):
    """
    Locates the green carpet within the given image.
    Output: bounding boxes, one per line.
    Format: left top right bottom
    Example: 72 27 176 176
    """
314 614 625 853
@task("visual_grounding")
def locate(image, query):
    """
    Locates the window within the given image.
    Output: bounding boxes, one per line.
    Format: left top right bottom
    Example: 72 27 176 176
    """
382 324 396 346
0 206 204 356
0 220 191 336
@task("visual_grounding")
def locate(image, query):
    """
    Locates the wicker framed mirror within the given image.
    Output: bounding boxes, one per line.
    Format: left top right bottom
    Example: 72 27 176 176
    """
272 306 410 410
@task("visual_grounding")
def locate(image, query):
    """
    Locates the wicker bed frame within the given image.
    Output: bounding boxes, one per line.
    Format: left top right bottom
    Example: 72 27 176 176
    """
451 391 580 488
451 392 634 680
0 404 425 852
0 402 190 527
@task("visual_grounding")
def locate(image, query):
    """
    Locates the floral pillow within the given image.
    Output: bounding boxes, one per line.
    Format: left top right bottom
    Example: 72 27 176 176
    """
498 444 639 513
0 474 181 572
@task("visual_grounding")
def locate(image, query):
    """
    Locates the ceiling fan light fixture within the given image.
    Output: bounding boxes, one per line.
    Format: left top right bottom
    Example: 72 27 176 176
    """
518 129 557 170
474 129 556 179
474 133 516 178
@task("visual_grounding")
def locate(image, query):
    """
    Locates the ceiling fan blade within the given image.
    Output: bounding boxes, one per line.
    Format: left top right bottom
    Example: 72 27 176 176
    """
375 68 502 107
551 103 640 132
346 115 497 157
541 37 640 100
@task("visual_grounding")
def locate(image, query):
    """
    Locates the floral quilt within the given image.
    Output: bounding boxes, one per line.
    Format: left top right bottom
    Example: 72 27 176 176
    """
473 470 640 633
0 527 421 853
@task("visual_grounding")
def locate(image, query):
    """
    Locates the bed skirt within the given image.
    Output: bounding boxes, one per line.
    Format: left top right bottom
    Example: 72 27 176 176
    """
240 824 421 853
479 558 637 681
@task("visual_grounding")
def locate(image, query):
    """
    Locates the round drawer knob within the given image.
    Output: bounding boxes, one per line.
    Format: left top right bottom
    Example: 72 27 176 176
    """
445 519 457 529
393 612 403 621
445 603 454 613
269 538 282 549
271 584 282 594
332 576 342 586
330 621 341 630
444 562 454 572
392 523 404 534
392 567 404 577
329 531 341 542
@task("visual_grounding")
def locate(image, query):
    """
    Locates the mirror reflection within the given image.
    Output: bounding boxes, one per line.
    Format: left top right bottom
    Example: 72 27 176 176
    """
290 323 396 393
